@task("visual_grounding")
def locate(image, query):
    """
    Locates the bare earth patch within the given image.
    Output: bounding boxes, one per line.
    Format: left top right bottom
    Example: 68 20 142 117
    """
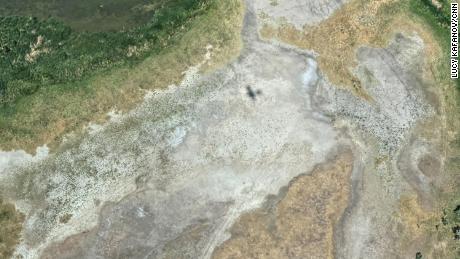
212 152 353 259
259 0 441 99
0 199 24 259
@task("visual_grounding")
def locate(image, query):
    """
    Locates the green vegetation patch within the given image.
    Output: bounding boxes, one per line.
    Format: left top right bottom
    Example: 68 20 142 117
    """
0 198 24 259
0 0 244 152
409 0 449 49
0 0 210 105
409 1 460 257
409 0 459 88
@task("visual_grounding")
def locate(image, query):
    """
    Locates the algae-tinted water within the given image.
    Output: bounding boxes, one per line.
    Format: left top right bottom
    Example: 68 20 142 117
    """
0 0 163 32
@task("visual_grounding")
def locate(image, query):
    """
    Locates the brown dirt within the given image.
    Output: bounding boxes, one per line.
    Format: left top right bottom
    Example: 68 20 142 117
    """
396 195 456 259
418 155 441 178
41 229 95 259
211 151 353 259
259 0 442 100
0 199 24 259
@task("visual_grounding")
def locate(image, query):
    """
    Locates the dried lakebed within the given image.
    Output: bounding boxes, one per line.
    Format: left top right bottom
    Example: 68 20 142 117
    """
0 0 450 258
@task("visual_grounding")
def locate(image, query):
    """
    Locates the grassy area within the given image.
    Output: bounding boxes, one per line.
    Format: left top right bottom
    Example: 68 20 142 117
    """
0 0 244 153
409 1 460 258
0 198 24 259
409 0 460 89
0 0 210 105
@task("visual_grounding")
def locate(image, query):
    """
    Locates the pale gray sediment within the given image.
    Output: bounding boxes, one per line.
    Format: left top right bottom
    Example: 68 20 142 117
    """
3 3 341 257
0 0 444 258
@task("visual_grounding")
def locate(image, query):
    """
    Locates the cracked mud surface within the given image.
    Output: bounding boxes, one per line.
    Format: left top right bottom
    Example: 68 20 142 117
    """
0 0 457 258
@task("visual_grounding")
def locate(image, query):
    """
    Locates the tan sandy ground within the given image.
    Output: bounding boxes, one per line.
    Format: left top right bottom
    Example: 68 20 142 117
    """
212 152 353 259
259 0 441 100
0 199 24 259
